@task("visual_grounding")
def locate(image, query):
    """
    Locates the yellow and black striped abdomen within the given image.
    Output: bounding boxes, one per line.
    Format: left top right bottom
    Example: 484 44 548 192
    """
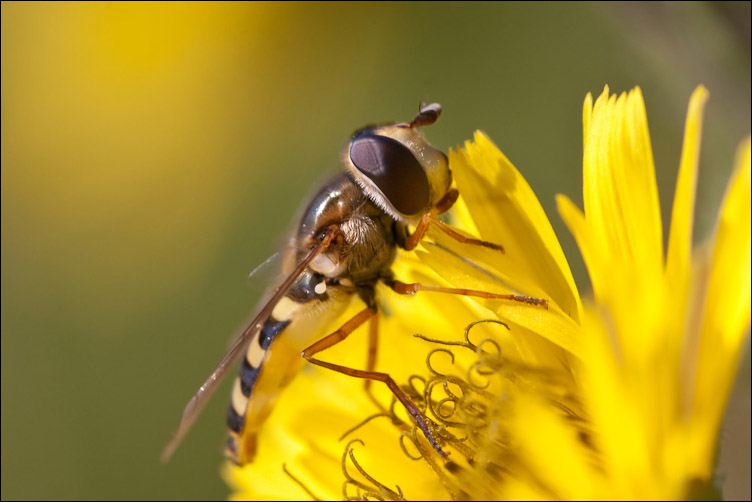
225 271 353 465
225 315 289 460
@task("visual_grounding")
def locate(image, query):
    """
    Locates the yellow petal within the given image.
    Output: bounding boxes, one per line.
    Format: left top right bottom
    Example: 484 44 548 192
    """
691 137 751 474
577 306 674 499
666 86 709 299
448 193 481 237
507 393 600 500
425 222 549 308
556 193 608 302
417 243 581 362
450 131 582 321
582 90 594 156
583 87 663 287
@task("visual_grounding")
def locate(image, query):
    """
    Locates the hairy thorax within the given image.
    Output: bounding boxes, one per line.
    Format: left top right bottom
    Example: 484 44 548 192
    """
296 173 397 286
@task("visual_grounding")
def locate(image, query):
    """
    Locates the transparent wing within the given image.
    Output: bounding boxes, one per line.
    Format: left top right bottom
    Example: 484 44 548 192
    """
160 226 338 463
246 250 282 291
244 243 316 301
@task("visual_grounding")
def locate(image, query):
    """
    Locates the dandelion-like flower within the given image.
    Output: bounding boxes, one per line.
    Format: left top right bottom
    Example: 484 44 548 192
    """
550 86 750 499
225 87 750 500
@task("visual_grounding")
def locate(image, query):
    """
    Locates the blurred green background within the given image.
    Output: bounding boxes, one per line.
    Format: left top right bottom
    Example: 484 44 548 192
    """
1 2 749 500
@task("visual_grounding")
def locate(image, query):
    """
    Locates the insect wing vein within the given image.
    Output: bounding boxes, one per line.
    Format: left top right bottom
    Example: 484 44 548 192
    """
161 226 337 463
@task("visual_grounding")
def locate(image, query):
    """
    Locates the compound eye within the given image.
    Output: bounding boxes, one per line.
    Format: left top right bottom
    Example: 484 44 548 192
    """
349 134 430 216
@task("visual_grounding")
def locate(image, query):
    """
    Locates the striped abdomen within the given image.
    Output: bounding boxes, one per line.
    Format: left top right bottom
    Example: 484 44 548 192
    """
225 269 352 464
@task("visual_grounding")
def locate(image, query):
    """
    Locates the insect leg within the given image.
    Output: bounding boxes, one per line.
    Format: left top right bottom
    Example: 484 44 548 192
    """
403 213 432 251
403 188 504 252
430 218 505 252
362 313 389 413
388 279 548 308
364 313 378 391
402 189 459 250
301 307 448 457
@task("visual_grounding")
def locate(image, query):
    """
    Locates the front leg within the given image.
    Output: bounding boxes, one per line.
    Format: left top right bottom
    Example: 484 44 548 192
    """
401 189 504 252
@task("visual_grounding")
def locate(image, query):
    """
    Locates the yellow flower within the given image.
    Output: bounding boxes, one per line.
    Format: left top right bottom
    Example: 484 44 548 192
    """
550 86 750 499
225 87 750 500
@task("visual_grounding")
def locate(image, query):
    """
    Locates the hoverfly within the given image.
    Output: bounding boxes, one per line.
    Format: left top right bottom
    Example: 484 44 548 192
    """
162 103 547 465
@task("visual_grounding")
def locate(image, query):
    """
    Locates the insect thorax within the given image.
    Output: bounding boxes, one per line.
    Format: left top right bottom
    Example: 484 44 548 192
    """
295 172 398 288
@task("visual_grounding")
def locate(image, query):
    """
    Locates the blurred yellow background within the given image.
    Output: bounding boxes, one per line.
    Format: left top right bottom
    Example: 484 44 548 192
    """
1 2 749 499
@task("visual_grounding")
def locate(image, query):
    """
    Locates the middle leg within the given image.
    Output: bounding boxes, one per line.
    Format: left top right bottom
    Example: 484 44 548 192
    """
389 279 548 308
